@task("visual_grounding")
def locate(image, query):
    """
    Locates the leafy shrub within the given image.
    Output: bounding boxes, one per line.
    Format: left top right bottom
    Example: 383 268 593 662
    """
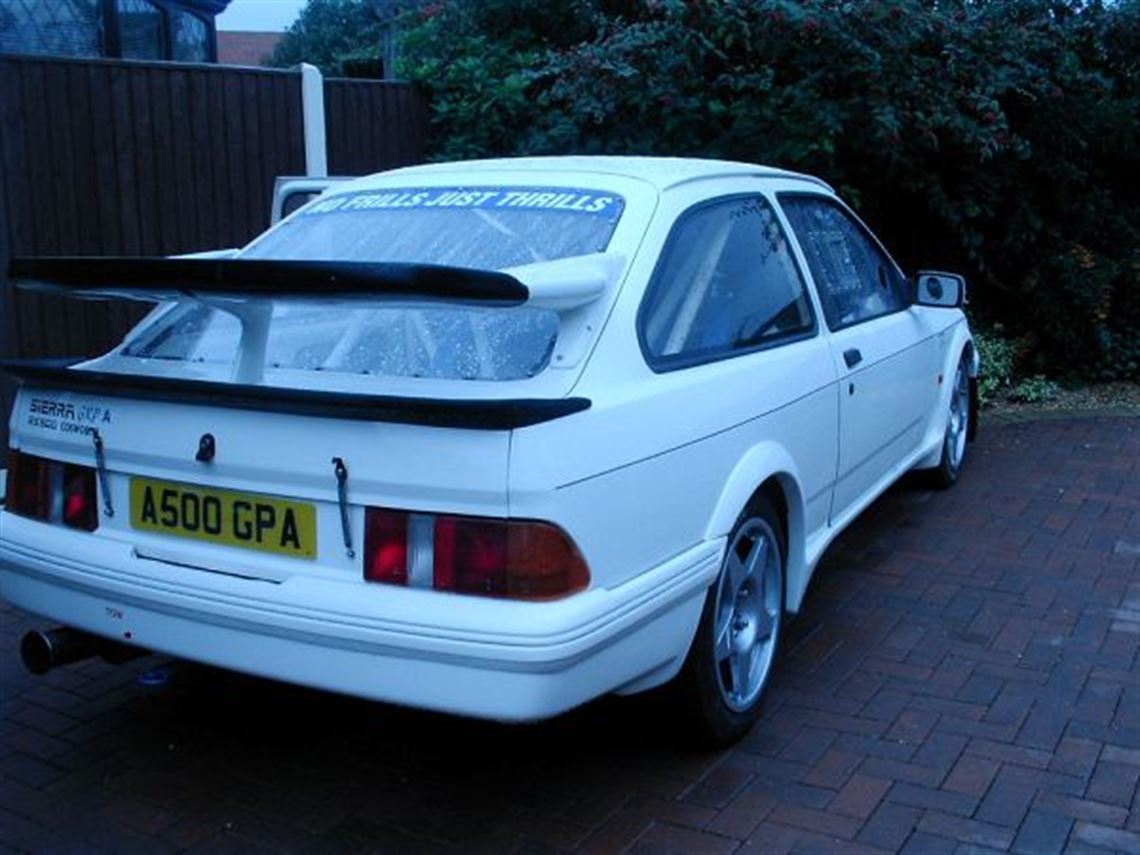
269 0 387 76
973 326 1015 407
1011 376 1061 404
398 0 1140 381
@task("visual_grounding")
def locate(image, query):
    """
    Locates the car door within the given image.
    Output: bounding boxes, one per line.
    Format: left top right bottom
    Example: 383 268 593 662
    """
779 194 935 523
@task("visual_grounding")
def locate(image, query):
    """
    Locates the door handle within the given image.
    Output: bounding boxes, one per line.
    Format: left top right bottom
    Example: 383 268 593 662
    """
844 348 863 369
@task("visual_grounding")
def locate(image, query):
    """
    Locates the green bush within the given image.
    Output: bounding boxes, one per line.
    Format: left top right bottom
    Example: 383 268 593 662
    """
1011 375 1061 404
269 0 386 76
399 0 1140 382
973 326 1015 407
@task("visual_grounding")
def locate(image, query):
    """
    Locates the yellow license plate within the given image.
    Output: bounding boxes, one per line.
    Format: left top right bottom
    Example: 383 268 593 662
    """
129 477 317 559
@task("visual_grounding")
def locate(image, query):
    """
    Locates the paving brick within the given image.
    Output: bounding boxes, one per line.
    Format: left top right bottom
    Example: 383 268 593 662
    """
681 752 755 809
802 748 862 789
630 821 739 855
1070 821 1140 853
1086 760 1140 810
1101 745 1140 766
829 774 891 820
975 770 1036 828
1050 736 1103 780
858 757 946 789
1012 810 1073 855
857 802 922 851
778 727 838 767
705 787 777 840
943 754 1002 797
887 782 979 817
917 812 1017 851
887 709 940 747
912 731 969 770
966 737 1053 769
763 804 862 840
1033 791 1132 827
902 830 960 854
736 821 804 855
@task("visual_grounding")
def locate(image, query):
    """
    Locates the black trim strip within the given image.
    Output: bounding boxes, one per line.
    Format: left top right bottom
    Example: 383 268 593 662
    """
8 257 529 306
0 360 589 430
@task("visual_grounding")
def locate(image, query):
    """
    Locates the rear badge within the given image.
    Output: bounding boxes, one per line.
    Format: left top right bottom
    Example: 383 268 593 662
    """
195 433 216 463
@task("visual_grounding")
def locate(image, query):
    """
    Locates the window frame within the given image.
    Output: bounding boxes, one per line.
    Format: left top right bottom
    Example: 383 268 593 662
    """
100 0 218 62
777 191 911 333
636 193 820 374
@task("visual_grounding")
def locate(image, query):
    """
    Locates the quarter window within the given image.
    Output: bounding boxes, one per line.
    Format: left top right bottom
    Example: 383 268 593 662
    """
640 196 815 368
780 196 908 330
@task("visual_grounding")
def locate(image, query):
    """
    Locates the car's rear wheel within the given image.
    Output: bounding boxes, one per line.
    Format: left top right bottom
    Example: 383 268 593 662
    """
932 352 971 488
678 495 785 746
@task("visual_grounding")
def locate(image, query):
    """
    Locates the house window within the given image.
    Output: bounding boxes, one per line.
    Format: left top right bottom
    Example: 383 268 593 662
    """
117 0 164 60
0 0 103 58
170 9 208 62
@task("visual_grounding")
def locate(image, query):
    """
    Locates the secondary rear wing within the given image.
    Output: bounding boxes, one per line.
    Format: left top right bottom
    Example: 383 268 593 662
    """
0 359 589 430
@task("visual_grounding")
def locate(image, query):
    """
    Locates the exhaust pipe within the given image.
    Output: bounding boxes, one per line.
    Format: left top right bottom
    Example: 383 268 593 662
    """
20 627 148 675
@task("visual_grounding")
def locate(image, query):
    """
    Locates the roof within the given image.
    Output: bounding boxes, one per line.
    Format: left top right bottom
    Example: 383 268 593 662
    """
217 31 284 67
370 156 833 193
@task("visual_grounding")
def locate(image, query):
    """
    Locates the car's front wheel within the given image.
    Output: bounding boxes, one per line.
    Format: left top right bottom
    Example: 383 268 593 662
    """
932 352 971 488
678 495 785 745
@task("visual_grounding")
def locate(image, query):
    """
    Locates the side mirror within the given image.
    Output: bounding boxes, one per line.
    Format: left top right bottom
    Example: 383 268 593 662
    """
912 270 966 308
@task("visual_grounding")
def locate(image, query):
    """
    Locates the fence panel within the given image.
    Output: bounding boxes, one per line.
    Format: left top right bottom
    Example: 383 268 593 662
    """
324 78 427 176
0 54 428 448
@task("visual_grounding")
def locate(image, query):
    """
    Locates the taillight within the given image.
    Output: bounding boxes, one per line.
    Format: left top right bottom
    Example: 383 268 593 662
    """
5 449 99 531
363 508 408 584
362 507 589 600
6 450 52 520
61 463 98 531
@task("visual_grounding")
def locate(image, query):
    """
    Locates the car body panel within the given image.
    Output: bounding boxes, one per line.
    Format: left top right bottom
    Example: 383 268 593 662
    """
1 156 974 721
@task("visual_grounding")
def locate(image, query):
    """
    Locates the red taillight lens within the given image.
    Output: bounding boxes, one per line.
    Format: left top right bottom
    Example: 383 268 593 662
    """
361 506 590 600
433 516 509 596
5 449 99 531
434 516 589 600
363 507 408 584
6 450 52 521
62 464 97 531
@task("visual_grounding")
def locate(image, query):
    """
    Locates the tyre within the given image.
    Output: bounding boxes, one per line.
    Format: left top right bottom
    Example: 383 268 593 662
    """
678 494 786 746
931 352 971 488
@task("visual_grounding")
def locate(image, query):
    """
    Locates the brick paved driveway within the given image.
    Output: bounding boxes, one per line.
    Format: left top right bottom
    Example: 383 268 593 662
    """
2 415 1138 854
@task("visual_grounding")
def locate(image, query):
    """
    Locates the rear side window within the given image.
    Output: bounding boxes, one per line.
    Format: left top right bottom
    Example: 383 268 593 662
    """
639 196 815 370
780 195 908 330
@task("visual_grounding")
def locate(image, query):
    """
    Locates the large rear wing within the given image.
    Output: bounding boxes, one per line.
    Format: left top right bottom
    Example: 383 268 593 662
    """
9 257 528 306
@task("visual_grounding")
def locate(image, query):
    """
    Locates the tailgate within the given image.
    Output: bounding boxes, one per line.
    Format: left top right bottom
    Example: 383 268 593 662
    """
8 386 510 584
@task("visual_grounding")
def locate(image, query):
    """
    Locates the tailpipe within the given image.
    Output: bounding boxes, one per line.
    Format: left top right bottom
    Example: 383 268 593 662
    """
20 627 148 675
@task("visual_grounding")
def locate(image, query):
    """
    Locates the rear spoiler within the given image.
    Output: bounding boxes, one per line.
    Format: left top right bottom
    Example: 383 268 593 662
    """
9 257 529 306
0 359 590 430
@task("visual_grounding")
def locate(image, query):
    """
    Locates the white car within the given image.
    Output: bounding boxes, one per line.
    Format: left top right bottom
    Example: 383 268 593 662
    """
0 157 976 743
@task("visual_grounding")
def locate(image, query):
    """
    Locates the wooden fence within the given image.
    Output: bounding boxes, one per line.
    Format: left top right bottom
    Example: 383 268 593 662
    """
0 53 428 448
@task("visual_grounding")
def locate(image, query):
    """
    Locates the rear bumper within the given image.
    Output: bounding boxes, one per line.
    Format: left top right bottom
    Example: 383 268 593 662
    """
0 511 718 721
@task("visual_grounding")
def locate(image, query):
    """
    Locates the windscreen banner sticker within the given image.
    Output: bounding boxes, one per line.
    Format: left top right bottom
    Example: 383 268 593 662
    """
302 187 624 218
25 396 112 435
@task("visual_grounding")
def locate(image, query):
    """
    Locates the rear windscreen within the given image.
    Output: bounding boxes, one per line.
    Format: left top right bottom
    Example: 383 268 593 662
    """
123 302 559 381
123 186 624 382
